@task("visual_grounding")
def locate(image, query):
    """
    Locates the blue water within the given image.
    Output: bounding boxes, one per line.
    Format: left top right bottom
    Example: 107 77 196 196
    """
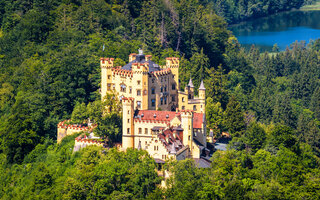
230 10 320 51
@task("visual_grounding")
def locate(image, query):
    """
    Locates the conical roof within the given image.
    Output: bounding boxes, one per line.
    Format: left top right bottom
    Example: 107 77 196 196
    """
199 80 206 90
188 78 194 88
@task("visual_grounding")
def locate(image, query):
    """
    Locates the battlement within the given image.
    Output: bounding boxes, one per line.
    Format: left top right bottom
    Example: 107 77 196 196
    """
132 62 149 73
100 57 114 66
145 55 152 61
166 57 179 66
112 68 133 77
57 120 97 143
129 53 137 62
75 137 103 145
150 68 171 77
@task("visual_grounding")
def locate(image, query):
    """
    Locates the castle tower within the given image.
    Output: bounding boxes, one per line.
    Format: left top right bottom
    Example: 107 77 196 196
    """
132 51 149 110
122 98 135 149
129 53 137 62
166 57 179 90
187 78 194 99
199 80 206 113
100 57 114 100
181 111 193 149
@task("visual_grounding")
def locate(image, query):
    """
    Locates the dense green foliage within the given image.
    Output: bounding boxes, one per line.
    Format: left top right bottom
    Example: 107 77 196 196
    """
211 0 317 24
1 0 320 199
0 135 161 199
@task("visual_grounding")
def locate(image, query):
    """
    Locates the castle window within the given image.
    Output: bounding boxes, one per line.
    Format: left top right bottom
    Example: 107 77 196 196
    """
129 87 132 94
164 86 167 92
144 90 147 95
182 106 185 110
172 75 175 79
172 95 175 102
161 78 163 82
161 87 163 92
128 119 130 123
145 141 147 145
137 80 141 85
145 128 148 135
137 101 141 109
127 128 130 134
164 97 167 104
164 77 166 81
137 90 141 96
172 84 175 90
152 79 155 83
160 98 163 105
188 135 190 141
182 97 185 102
108 75 111 80
188 94 192 99
193 105 197 111
139 128 142 134
151 88 155 94
107 84 111 91
120 84 126 93
151 99 155 107
113 84 115 90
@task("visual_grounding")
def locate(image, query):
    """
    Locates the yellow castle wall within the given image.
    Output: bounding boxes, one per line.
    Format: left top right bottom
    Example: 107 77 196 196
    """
178 91 205 113
101 55 180 112
133 120 167 149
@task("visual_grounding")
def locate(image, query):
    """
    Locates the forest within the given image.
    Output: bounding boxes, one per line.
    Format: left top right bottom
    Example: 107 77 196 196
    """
0 0 320 199
211 0 317 24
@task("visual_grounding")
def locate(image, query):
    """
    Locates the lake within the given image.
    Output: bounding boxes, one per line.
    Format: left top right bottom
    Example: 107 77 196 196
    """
230 10 320 52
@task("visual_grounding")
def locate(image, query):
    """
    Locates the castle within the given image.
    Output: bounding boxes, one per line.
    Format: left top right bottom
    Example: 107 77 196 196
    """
58 50 210 164
101 50 209 161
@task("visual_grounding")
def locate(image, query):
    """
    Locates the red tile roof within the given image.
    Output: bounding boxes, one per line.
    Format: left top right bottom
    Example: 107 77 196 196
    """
136 110 204 129
136 110 179 122
193 113 204 129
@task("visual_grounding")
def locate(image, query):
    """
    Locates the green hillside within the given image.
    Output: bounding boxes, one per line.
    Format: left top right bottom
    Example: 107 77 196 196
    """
0 0 320 199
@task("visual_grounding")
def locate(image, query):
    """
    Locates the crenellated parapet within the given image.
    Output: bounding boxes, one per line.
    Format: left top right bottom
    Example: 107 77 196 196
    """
112 68 133 77
100 58 114 68
150 68 171 77
131 62 149 75
57 120 96 143
166 57 179 66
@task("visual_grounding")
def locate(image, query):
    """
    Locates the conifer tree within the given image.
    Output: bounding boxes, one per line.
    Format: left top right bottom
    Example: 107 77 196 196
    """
223 96 246 137
311 87 320 120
